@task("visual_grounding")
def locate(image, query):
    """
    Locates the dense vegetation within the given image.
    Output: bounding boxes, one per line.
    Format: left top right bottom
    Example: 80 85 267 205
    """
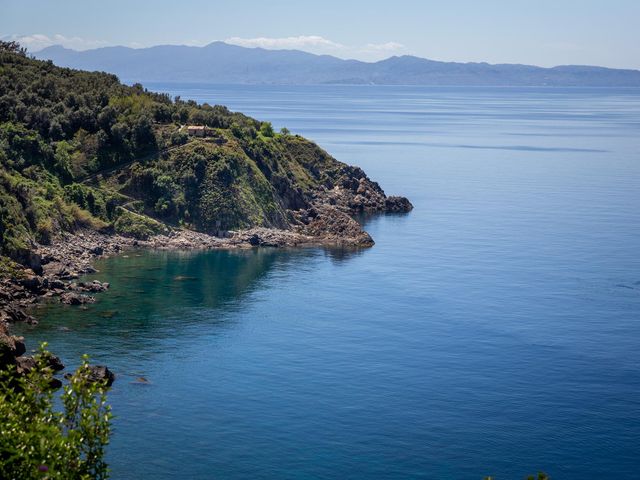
0 344 112 479
0 41 347 264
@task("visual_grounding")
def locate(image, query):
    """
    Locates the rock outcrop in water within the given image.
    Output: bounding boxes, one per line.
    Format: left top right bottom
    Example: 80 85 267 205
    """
1 315 113 387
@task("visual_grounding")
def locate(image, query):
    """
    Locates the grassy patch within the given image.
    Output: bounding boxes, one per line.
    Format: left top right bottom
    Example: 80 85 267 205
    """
113 207 169 240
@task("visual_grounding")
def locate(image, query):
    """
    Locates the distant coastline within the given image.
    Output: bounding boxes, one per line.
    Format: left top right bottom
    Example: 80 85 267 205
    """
34 42 640 87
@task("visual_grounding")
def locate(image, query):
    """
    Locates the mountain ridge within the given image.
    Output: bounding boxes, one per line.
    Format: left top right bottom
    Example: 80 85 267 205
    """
35 42 640 87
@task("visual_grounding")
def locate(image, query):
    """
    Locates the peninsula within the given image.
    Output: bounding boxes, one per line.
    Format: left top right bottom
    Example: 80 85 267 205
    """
0 42 411 331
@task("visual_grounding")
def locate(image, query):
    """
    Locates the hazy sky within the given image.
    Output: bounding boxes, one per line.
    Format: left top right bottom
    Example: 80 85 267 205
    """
2 0 639 68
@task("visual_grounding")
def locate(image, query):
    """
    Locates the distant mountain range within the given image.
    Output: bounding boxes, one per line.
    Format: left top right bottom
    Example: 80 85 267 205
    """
35 42 640 87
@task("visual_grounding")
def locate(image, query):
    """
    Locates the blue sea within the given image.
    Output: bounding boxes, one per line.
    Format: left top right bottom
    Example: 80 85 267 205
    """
17 85 640 479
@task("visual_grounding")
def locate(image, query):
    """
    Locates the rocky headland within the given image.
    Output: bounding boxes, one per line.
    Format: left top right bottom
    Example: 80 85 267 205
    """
0 43 412 379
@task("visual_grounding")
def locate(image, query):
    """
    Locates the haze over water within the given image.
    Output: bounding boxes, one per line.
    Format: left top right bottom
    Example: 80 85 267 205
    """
18 85 640 479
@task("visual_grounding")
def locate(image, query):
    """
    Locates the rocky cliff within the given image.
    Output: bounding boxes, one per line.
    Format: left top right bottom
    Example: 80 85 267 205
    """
0 41 412 326
0 43 411 266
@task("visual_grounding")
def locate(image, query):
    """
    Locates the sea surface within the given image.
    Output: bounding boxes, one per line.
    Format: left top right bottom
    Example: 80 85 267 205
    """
17 85 640 479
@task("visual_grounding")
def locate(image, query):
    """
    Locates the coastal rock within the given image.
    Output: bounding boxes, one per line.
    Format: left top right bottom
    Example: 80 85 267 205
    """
63 366 115 386
19 275 46 293
87 365 115 386
16 353 64 374
14 356 63 388
49 378 63 389
44 353 65 371
385 196 414 213
236 228 306 248
295 205 374 247
14 251 44 276
0 323 26 367
311 165 412 216
75 280 110 293
60 292 96 305
0 304 37 324
48 279 66 290
44 263 79 280
15 355 36 375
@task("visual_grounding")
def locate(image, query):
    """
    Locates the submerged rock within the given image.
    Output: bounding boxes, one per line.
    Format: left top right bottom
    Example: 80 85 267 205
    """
75 280 110 293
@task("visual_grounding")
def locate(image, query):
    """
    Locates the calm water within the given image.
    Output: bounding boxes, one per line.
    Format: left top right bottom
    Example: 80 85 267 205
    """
17 86 640 479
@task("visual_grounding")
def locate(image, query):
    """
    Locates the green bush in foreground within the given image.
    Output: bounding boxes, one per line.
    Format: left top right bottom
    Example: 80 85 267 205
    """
0 345 112 480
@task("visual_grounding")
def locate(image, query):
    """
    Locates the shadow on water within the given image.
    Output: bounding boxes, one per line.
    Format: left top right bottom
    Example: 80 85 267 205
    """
15 243 371 357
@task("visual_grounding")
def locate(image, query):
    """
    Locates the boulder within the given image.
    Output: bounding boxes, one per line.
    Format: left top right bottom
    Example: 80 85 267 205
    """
60 292 95 305
385 196 414 213
49 378 63 389
87 365 115 386
24 252 43 276
1 305 36 324
16 353 64 374
0 323 26 367
65 366 114 386
77 280 109 293
15 355 36 375
43 352 65 371
295 205 374 247
19 275 45 293
248 234 261 246
48 279 66 290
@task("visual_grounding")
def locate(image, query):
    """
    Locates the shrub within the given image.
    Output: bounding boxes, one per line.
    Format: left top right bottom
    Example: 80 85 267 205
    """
0 344 112 479
170 130 188 146
259 121 274 138
35 218 54 244
113 207 169 239
69 204 109 231
0 255 27 279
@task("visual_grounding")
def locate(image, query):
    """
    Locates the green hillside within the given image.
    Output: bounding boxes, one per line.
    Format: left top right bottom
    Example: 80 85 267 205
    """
0 41 410 267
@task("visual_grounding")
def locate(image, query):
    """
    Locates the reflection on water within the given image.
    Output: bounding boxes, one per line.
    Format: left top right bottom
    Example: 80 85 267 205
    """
20 248 317 350
18 244 371 363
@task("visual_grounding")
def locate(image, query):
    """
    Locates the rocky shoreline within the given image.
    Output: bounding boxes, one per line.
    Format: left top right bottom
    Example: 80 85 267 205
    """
0 173 412 382
0 218 376 383
0 197 403 327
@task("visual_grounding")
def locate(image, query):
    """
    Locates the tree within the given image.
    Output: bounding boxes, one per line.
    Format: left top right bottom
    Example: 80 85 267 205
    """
0 40 27 57
280 127 290 136
259 121 275 137
0 344 113 479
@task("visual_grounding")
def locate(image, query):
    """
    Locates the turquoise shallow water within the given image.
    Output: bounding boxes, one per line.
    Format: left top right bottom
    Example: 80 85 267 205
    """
16 86 640 479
